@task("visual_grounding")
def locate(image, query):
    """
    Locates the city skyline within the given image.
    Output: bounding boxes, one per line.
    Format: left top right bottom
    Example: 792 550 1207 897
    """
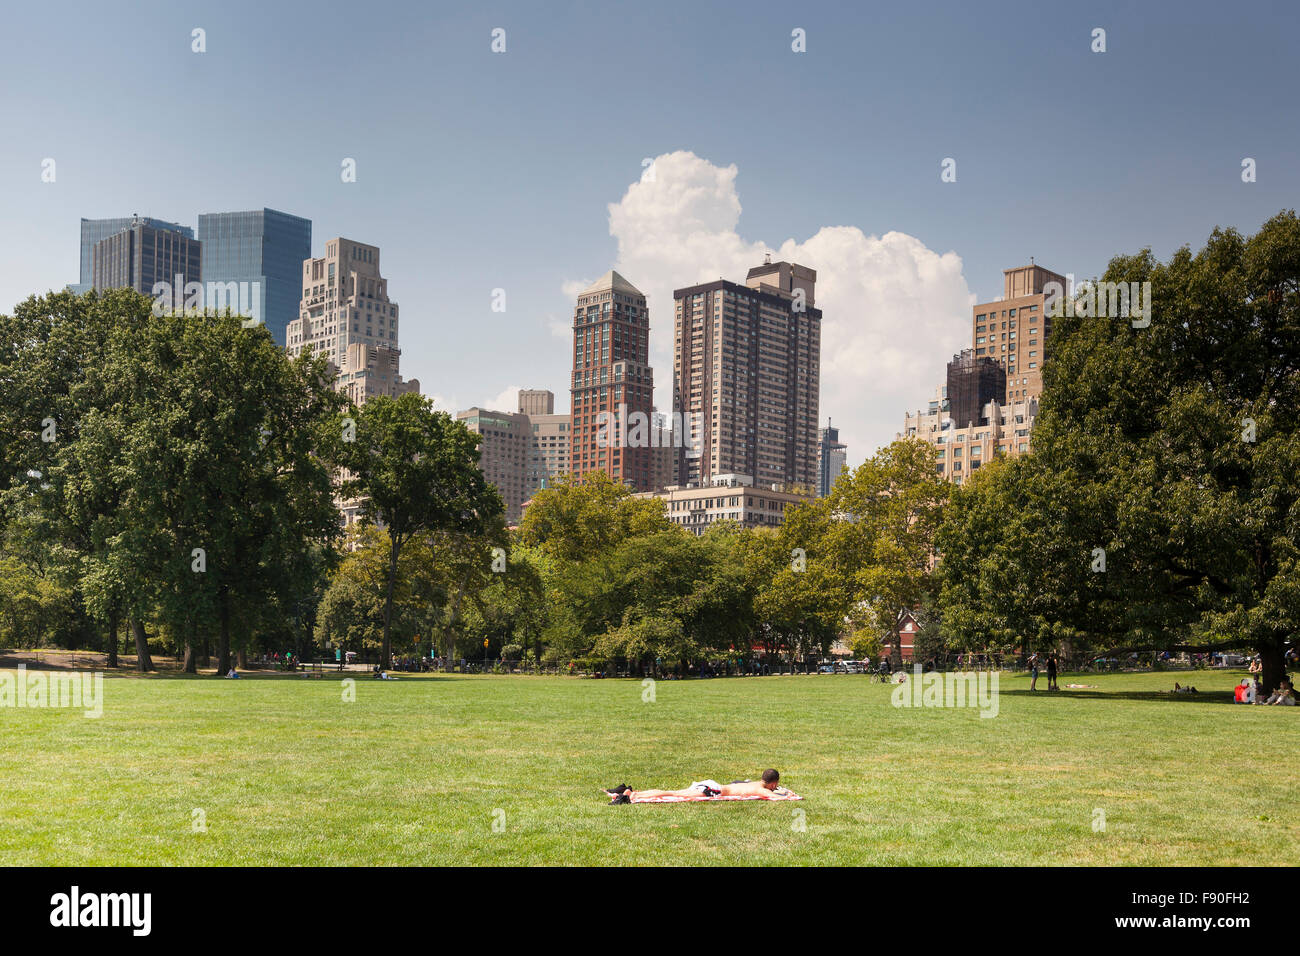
5 0 1298 463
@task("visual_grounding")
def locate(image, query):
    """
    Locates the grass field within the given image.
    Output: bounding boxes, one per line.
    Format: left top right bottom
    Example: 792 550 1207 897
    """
2 666 1296 865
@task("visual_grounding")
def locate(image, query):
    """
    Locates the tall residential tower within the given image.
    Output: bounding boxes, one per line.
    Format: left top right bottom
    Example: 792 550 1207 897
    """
671 259 821 490
973 263 1064 405
901 262 1063 484
569 271 654 490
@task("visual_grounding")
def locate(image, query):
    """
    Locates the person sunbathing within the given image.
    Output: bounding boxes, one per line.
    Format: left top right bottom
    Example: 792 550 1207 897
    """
604 769 787 803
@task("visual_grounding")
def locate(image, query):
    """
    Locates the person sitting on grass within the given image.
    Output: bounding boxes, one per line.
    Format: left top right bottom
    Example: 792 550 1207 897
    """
1261 678 1296 706
604 769 788 804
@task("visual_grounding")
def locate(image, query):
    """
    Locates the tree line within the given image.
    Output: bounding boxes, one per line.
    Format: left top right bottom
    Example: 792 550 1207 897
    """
2 212 1296 690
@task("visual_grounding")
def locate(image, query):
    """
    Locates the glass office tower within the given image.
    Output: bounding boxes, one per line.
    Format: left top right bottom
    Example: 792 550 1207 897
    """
817 420 848 498
198 208 311 345
73 216 192 295
92 219 202 296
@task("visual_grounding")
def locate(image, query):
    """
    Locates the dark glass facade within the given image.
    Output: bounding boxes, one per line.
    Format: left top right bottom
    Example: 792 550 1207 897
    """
817 422 847 498
946 350 1006 429
75 216 191 295
92 222 202 297
198 209 311 345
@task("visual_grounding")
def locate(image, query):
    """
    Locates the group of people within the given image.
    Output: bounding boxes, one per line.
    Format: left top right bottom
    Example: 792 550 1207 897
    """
1027 653 1060 691
1236 675 1296 705
954 652 1003 670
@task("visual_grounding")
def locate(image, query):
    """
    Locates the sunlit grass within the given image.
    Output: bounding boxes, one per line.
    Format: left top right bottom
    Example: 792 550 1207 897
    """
1 667 1294 865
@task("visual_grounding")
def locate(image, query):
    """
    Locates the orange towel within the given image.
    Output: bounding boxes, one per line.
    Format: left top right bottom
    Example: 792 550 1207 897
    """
629 790 802 803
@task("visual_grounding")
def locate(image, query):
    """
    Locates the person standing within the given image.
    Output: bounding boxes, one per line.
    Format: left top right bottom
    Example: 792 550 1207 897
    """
1047 655 1058 691
1029 653 1040 691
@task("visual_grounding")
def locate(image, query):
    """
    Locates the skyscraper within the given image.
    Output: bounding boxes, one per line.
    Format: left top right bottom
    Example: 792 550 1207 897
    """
198 208 311 345
900 262 1059 485
816 420 848 497
286 237 417 406
74 216 191 295
457 407 532 525
672 258 821 490
972 263 1064 405
519 389 570 500
569 271 654 490
91 217 201 296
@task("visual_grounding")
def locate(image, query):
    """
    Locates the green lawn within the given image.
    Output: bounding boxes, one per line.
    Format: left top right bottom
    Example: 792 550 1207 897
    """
1 666 1295 865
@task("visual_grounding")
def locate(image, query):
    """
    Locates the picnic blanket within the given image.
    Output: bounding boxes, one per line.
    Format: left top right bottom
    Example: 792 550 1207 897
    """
629 790 802 803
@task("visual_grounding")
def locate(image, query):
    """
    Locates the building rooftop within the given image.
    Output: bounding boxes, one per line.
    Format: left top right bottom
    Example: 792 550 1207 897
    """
582 270 643 297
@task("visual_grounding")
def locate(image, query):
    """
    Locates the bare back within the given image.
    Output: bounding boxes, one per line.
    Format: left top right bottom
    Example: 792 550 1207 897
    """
720 780 776 797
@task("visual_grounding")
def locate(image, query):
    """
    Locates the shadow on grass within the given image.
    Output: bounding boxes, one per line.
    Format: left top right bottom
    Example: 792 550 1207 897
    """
106 670 459 683
999 688 1239 705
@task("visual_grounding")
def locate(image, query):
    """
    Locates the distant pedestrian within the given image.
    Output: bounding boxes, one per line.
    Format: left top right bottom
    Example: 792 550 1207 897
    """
1047 655 1058 691
1029 653 1040 691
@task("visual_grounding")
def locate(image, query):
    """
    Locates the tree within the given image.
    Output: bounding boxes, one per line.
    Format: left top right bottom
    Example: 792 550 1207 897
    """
0 289 157 666
460 544 546 664
744 499 846 663
0 290 347 672
937 457 1083 658
336 393 503 666
827 439 951 669
516 471 670 562
85 306 343 673
941 212 1300 691
317 526 427 657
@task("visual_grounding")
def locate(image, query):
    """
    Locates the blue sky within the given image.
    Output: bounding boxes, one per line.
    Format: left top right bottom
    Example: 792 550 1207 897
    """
2 0 1297 460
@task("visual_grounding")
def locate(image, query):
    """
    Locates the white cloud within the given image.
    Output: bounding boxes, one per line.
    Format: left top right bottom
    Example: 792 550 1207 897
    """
483 385 521 414
425 393 459 415
598 150 974 464
544 308 572 341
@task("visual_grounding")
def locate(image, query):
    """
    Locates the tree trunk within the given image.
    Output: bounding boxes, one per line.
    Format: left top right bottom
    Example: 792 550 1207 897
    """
237 648 248 669
183 641 198 674
106 609 119 669
1257 641 1285 696
199 634 210 670
130 619 154 672
381 537 401 669
216 593 231 675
